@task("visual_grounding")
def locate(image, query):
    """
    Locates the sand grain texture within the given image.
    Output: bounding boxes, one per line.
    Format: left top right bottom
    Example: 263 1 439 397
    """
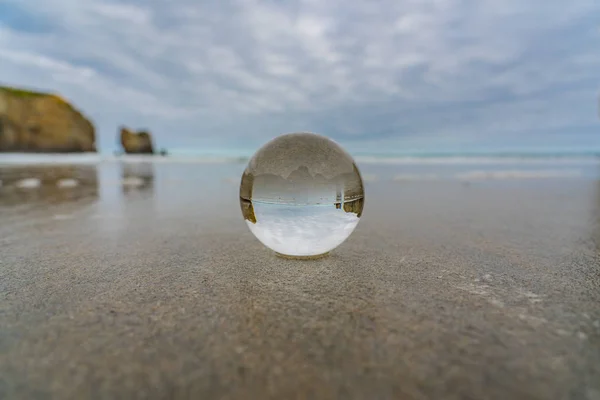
0 163 599 400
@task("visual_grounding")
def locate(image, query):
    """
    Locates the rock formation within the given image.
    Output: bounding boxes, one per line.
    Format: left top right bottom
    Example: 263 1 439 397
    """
0 86 96 152
119 127 154 154
240 198 257 224
239 170 257 223
343 197 364 217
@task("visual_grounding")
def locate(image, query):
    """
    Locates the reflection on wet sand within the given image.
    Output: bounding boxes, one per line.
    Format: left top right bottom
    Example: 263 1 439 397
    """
0 165 98 207
594 169 600 255
121 162 154 194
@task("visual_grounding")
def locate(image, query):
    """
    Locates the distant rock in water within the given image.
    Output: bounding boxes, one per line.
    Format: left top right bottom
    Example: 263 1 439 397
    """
0 86 96 152
120 126 155 154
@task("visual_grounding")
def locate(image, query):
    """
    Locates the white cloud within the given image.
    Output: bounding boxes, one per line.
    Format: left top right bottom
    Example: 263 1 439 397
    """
0 49 96 80
89 3 151 24
0 0 598 151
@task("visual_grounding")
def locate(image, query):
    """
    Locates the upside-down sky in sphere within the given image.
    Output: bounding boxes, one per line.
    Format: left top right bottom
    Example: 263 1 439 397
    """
0 0 599 153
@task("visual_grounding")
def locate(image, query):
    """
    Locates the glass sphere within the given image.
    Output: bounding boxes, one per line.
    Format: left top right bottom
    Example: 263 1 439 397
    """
239 132 365 258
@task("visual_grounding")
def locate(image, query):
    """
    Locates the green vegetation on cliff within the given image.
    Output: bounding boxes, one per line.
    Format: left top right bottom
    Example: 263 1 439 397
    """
0 86 77 114
0 86 52 98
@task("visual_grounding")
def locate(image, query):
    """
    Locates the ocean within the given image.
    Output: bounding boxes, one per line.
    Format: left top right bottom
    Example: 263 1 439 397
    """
0 151 599 182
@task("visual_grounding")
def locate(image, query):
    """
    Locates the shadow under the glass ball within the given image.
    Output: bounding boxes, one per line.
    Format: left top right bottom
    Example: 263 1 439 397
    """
274 251 332 260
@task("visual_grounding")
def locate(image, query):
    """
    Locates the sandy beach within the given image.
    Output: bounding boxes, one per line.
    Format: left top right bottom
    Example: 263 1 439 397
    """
1 159 599 399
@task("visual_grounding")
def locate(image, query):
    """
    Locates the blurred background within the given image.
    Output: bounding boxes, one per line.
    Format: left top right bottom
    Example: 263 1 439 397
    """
0 0 599 208
1 0 599 154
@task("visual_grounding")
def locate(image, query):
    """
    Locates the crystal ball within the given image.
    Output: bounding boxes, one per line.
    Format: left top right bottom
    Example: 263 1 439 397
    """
239 132 365 258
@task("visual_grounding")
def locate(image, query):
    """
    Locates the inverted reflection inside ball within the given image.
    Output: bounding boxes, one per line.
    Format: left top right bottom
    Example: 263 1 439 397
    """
239 132 365 258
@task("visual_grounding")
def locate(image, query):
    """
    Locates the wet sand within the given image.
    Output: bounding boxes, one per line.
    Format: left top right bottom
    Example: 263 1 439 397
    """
0 162 599 399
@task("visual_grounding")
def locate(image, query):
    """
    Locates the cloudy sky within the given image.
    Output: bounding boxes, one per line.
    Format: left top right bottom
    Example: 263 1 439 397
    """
1 0 599 154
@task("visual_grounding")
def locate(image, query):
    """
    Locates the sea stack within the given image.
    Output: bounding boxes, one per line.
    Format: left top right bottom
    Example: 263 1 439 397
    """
119 126 155 154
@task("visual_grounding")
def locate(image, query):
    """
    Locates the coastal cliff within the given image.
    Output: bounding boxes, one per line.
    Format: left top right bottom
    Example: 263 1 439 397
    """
0 86 96 152
120 127 154 154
